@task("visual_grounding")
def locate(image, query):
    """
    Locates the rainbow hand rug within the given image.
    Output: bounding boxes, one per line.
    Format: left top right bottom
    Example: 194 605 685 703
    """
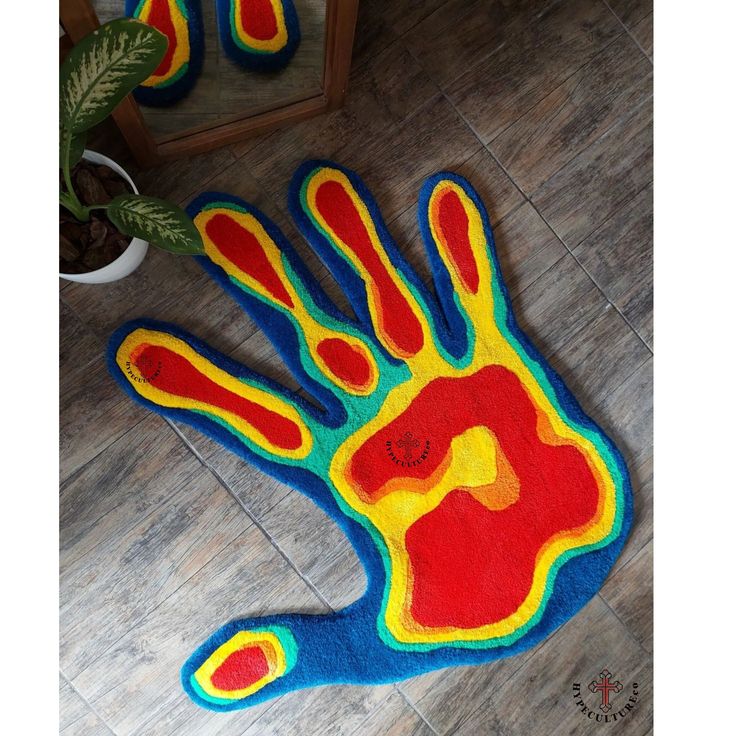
108 161 633 711
126 0 204 106
216 0 300 71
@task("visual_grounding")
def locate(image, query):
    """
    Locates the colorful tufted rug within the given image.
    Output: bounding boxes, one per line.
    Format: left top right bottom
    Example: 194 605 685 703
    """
216 0 300 71
126 0 204 106
108 161 633 711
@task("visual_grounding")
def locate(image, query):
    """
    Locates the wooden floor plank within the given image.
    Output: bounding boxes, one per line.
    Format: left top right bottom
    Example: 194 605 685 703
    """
630 13 653 57
352 0 447 71
606 0 653 34
399 653 533 736
60 414 199 567
60 330 146 482
72 527 328 736
490 33 652 192
548 306 650 412
403 0 544 90
513 254 609 356
573 183 653 347
344 691 435 736
232 40 438 176
60 417 247 679
136 147 237 208
601 539 653 653
453 597 652 736
439 0 622 144
60 673 93 732
239 683 394 736
531 100 653 248
60 0 653 731
61 708 116 736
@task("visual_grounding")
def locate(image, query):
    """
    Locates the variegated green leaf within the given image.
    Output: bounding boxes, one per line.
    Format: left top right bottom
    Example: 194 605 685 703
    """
107 195 204 254
60 18 167 134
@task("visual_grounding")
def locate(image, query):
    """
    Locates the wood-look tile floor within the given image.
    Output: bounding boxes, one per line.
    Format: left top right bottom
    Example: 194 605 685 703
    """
59 1 653 733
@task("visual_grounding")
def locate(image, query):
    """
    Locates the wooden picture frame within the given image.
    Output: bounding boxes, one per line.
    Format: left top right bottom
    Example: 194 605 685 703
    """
59 0 359 168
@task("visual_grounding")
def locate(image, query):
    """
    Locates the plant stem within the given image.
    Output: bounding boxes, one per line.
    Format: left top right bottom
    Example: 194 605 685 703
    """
60 127 88 222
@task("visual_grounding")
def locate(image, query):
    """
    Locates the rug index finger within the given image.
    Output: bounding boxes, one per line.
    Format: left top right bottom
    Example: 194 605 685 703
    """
421 174 497 343
292 163 436 363
193 198 380 398
111 323 314 462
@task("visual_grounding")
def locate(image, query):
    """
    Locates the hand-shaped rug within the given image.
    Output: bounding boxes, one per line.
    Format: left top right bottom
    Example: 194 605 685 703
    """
108 161 633 711
125 0 205 106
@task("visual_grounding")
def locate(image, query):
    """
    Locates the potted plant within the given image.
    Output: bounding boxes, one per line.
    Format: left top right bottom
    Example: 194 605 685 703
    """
60 18 203 284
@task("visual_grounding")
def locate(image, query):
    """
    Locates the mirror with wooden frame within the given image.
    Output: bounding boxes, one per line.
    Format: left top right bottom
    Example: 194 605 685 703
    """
59 0 359 167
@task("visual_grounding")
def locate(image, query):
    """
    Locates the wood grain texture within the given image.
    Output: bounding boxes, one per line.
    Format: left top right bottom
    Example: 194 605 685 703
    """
415 0 622 144
531 99 653 247
630 13 653 57
601 540 653 653
490 33 652 192
239 683 393 736
61 707 115 736
607 0 653 31
346 691 436 736
513 253 609 356
61 416 246 678
71 526 328 736
453 597 652 736
60 674 92 731
60 301 146 481
60 0 653 731
399 653 534 735
233 40 440 186
258 489 365 610
403 0 543 89
573 183 653 347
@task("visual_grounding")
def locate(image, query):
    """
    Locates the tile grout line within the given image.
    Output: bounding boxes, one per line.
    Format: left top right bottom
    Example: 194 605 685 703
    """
602 0 653 63
60 415 149 487
523 172 654 355
597 592 651 655
343 689 397 736
169 422 445 734
399 22 654 360
478 26 634 150
473 112 654 358
70 532 254 704
394 686 442 735
60 669 119 736
166 419 336 612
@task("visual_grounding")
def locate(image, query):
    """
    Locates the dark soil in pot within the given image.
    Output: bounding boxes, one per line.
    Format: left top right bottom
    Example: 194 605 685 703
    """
60 161 134 274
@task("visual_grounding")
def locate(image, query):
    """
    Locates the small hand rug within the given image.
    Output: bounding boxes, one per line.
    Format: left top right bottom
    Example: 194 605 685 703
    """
126 0 204 106
108 161 633 711
216 0 300 71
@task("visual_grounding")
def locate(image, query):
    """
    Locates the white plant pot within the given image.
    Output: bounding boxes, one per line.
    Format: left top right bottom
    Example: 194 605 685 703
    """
60 150 149 284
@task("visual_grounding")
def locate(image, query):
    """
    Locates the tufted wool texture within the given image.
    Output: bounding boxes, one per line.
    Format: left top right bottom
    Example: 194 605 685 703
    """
216 0 300 71
108 161 634 711
125 0 205 106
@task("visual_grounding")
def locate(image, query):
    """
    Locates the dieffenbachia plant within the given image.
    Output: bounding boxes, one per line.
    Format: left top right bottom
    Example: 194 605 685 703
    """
59 18 203 255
